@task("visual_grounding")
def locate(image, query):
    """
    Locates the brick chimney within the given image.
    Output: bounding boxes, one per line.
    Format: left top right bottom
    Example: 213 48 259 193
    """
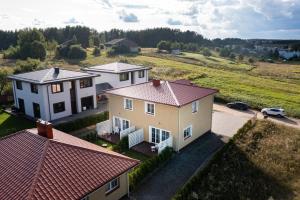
36 120 53 139
152 79 161 87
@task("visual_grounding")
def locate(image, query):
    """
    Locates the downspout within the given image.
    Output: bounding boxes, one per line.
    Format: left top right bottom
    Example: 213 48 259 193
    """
12 80 17 107
47 85 52 121
177 106 180 152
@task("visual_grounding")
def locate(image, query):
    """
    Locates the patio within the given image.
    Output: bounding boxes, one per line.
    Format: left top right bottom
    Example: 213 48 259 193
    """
131 141 158 157
99 133 120 144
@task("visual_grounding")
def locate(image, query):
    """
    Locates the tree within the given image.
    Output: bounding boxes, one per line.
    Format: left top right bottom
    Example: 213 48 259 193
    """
229 53 236 60
219 48 231 57
248 57 255 64
46 40 58 56
201 47 212 57
93 47 101 56
157 40 171 52
14 58 41 74
238 54 244 62
68 44 87 59
30 41 46 60
3 45 20 59
170 42 180 50
0 69 9 95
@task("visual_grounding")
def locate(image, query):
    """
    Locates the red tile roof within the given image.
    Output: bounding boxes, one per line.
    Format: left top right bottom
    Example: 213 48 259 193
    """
106 80 218 107
0 129 138 200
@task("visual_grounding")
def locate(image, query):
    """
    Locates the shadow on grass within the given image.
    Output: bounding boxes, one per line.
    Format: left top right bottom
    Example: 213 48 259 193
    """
185 142 294 200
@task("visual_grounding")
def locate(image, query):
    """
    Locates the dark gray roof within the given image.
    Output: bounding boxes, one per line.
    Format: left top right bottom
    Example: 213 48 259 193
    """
83 62 151 73
96 83 113 95
8 68 98 84
105 38 138 47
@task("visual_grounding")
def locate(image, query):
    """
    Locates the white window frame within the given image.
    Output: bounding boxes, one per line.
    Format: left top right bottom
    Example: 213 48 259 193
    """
113 116 130 131
138 70 145 78
123 98 133 111
192 100 199 113
183 125 192 140
105 177 120 194
149 126 170 144
145 102 155 116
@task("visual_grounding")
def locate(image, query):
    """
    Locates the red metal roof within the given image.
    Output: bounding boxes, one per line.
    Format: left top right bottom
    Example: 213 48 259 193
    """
0 129 138 200
106 80 218 107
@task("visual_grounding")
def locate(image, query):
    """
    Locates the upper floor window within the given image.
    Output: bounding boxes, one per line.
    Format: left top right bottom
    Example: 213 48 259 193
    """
145 102 155 115
80 78 93 88
16 81 22 90
192 101 199 113
124 98 133 110
105 177 119 194
138 70 145 78
184 126 192 139
53 102 65 113
120 72 129 81
31 83 38 94
51 83 63 93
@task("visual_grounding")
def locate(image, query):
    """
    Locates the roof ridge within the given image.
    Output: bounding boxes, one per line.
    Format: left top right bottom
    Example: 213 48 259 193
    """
166 81 180 106
26 140 51 200
106 81 150 92
170 80 219 91
49 139 139 164
40 68 53 83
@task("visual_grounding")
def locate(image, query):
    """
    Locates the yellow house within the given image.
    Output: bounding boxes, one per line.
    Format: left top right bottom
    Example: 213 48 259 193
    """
105 79 218 152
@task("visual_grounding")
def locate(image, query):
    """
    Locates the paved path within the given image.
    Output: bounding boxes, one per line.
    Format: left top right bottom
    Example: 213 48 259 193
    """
130 133 226 200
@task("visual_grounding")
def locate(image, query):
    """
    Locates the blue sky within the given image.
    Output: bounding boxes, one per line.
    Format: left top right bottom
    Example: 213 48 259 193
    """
0 0 300 39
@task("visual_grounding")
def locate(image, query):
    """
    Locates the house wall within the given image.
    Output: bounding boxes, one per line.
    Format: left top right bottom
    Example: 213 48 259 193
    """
178 95 214 150
75 77 97 112
107 94 180 150
13 80 48 120
90 70 149 88
87 173 128 200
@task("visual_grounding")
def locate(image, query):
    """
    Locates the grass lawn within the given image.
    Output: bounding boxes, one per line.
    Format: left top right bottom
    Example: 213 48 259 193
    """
0 111 34 138
175 120 300 199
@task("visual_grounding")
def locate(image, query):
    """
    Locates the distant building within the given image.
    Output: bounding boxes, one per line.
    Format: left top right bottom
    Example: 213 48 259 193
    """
105 38 139 53
171 49 181 55
8 68 98 121
0 120 138 200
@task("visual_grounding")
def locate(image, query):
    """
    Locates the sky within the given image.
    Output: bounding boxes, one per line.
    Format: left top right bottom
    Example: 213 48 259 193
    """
1 0 300 39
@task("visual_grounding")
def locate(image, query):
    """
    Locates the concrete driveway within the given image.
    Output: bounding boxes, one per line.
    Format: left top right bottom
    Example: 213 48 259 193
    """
130 133 226 200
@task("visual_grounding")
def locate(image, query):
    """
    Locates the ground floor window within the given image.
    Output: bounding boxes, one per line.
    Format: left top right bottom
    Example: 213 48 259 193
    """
150 126 170 144
105 177 119 194
184 125 192 139
81 96 94 111
33 102 41 118
53 102 65 113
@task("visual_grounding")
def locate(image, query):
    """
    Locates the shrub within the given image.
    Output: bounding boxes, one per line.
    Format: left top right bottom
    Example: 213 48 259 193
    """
83 131 98 142
14 58 41 74
157 40 171 52
68 44 87 59
219 48 231 57
30 41 46 60
55 111 108 132
93 47 101 56
129 147 173 190
112 136 129 152
3 45 20 59
201 47 212 57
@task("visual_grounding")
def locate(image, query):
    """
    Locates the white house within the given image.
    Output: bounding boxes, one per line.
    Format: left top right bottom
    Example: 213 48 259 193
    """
9 67 98 121
83 62 151 90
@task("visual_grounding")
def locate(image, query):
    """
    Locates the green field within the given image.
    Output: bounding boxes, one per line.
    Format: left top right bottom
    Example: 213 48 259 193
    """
0 111 34 137
1 49 300 117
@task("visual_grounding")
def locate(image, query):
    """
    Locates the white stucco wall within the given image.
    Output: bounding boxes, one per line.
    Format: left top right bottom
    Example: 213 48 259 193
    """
92 70 149 88
75 77 97 112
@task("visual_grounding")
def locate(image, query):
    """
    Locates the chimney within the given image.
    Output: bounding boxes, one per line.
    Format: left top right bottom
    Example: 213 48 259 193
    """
36 119 53 139
152 79 161 87
54 67 60 74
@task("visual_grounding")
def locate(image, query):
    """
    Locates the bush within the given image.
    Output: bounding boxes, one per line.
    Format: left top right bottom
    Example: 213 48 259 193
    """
93 47 101 56
112 136 129 152
68 44 87 59
14 58 41 74
219 48 231 57
201 47 212 57
129 147 173 190
157 40 171 52
30 41 46 60
55 111 108 132
3 45 20 59
83 131 98 142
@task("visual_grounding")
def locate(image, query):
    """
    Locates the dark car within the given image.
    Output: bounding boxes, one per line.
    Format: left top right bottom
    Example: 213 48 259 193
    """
227 102 249 110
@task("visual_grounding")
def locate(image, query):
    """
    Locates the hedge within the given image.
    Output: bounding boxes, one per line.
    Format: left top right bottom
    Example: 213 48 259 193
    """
55 111 108 132
172 119 256 200
129 147 173 190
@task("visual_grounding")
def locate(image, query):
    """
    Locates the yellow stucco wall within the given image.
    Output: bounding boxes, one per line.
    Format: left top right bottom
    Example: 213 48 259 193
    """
88 173 128 200
107 94 214 151
178 95 214 150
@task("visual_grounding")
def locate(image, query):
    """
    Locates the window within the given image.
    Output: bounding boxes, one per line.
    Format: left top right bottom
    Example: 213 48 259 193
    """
192 101 199 113
31 84 38 94
119 72 129 81
145 102 155 115
184 126 192 139
16 81 22 90
122 119 130 130
80 78 93 88
150 127 170 144
53 102 65 113
138 70 145 78
51 83 63 93
105 177 119 194
124 98 133 110
161 130 170 141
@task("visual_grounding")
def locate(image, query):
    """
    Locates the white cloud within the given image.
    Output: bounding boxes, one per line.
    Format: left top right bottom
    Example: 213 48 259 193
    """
118 10 139 22
167 18 183 25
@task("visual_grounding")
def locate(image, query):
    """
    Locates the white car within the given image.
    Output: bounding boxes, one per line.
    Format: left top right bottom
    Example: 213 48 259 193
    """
261 108 285 117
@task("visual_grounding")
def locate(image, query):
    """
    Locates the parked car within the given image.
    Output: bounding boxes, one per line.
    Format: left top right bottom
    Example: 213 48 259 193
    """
227 102 249 110
261 108 285 117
